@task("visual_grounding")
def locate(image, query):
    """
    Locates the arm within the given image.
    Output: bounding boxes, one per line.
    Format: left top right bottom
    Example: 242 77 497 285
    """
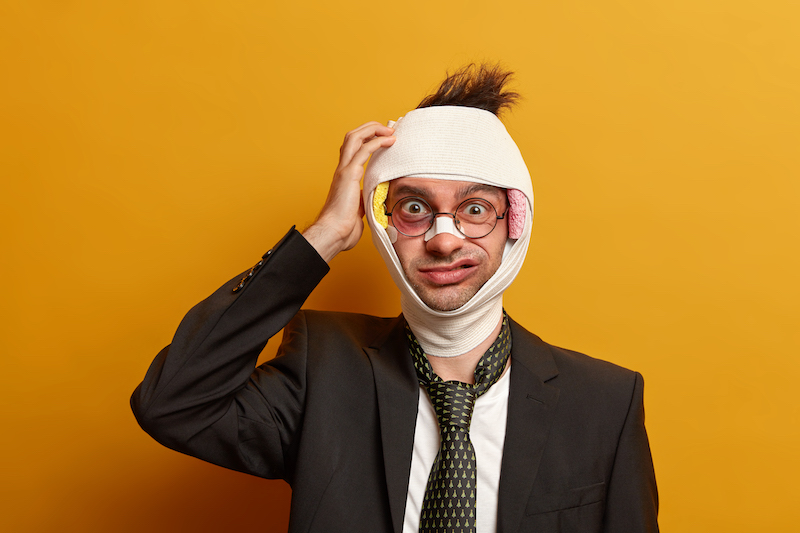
603 372 659 532
130 229 328 478
131 122 395 478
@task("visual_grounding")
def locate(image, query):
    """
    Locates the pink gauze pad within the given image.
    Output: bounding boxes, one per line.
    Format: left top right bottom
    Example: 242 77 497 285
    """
507 188 526 239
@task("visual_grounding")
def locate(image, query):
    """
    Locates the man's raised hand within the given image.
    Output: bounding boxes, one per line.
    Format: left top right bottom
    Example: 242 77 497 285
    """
303 122 395 262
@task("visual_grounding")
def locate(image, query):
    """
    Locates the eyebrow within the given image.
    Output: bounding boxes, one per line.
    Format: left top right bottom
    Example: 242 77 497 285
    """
390 184 431 198
458 183 505 199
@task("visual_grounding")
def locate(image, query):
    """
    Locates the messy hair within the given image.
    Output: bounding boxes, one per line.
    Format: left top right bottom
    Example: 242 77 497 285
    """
416 63 520 117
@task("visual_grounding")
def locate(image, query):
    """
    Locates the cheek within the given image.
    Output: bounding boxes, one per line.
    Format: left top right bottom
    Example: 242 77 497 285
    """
493 225 510 258
480 227 509 263
391 237 415 267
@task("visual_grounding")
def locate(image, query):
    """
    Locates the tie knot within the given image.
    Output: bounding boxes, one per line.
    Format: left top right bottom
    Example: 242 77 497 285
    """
426 381 477 430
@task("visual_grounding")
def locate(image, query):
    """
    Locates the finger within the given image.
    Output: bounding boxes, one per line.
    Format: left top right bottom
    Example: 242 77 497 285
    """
344 121 394 141
338 123 395 169
339 123 393 165
346 134 396 170
334 135 395 189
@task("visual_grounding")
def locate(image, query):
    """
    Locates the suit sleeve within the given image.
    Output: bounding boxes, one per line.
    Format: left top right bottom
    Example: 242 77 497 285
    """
130 227 329 481
603 372 659 532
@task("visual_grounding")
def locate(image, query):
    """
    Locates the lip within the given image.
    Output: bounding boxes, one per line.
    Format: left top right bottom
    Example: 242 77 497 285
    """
417 259 478 285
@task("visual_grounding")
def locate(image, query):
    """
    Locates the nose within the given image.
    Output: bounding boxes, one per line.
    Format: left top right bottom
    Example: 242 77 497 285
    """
424 215 466 241
425 222 466 256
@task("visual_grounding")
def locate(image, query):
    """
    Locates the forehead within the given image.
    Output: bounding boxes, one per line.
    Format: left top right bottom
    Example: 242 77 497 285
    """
387 177 505 202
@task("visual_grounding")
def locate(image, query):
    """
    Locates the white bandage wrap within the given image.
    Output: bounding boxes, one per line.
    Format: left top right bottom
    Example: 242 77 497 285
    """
364 106 534 357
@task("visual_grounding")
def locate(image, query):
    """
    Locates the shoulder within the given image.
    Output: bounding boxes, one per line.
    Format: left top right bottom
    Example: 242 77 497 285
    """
549 342 639 389
285 309 402 349
509 318 642 408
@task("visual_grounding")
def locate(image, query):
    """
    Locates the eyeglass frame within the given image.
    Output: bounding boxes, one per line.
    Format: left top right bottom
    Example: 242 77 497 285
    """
384 195 509 239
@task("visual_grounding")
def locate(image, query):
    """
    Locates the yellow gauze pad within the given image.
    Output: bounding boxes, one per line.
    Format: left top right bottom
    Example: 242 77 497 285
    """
372 182 389 228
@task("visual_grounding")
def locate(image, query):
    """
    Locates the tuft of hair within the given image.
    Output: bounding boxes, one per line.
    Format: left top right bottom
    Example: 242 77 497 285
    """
416 63 520 117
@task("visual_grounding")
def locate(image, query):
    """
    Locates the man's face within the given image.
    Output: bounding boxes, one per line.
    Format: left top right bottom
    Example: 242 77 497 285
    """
386 177 509 312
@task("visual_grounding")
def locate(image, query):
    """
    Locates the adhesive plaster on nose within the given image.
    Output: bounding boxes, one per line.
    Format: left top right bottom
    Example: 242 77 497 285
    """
424 216 466 242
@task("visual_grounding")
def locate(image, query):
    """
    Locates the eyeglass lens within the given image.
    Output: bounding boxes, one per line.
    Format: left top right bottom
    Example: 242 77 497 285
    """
389 197 499 238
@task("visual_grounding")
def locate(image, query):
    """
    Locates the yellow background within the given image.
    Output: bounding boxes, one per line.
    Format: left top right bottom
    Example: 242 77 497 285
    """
2 1 798 531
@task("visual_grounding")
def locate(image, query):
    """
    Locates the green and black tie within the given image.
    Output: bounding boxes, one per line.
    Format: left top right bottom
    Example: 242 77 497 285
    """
407 313 512 533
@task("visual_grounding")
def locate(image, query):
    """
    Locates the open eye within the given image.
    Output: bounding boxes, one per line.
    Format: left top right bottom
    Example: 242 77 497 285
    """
465 203 487 216
458 199 493 221
398 198 431 217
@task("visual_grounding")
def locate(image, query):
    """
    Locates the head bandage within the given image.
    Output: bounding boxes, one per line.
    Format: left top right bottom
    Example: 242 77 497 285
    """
364 106 534 357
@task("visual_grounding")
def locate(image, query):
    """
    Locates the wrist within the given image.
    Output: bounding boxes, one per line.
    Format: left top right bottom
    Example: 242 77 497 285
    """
301 222 344 263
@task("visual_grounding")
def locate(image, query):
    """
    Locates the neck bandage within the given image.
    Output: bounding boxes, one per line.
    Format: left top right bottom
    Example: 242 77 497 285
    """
363 106 534 357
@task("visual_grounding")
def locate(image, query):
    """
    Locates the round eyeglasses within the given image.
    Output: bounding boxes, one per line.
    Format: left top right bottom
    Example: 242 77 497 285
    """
385 196 507 239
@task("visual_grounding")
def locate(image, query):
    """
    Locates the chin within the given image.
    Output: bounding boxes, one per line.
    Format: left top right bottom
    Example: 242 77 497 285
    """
426 301 465 312
415 286 479 312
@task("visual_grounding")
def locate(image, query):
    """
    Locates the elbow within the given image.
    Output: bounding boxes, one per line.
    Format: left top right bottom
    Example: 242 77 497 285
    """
130 383 177 447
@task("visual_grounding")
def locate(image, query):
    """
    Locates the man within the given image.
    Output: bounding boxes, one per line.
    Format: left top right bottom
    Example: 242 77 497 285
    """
132 64 658 533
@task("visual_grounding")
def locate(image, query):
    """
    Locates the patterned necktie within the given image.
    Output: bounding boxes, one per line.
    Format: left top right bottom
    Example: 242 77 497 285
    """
407 314 512 533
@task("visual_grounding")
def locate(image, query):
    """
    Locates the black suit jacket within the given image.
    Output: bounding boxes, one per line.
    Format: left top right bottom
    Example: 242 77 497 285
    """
132 228 658 533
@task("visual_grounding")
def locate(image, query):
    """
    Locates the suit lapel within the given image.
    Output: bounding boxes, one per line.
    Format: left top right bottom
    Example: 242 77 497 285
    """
496 320 560 533
365 316 420 533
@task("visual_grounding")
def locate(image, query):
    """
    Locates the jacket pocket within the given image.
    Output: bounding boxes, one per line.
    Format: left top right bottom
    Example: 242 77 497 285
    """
525 481 605 516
